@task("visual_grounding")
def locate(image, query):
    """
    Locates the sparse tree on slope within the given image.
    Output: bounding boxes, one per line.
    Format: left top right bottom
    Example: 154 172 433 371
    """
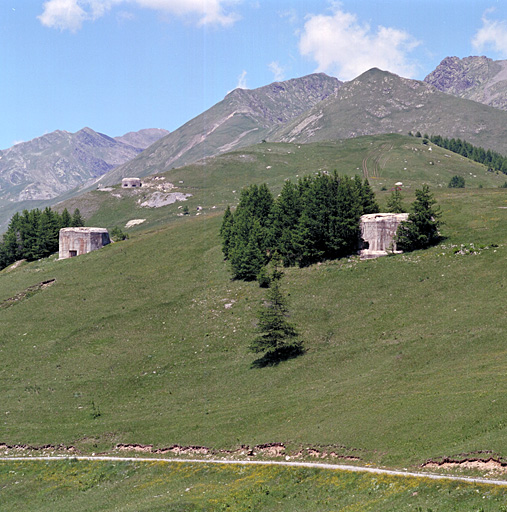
249 273 303 363
448 175 465 188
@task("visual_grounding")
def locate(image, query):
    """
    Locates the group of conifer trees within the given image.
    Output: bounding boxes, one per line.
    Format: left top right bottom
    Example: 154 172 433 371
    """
0 207 84 270
220 173 379 280
412 132 507 174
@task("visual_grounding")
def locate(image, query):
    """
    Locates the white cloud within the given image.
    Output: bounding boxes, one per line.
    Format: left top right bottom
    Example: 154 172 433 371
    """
279 8 298 25
472 10 507 56
38 0 240 31
298 4 420 80
38 0 89 32
236 70 248 89
268 61 285 82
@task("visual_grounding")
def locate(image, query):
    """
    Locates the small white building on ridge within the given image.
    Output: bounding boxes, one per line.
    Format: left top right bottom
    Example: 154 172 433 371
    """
122 177 142 188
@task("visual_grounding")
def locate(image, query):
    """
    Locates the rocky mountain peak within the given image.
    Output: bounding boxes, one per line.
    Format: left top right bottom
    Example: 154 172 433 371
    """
224 73 342 126
100 73 343 185
424 56 507 110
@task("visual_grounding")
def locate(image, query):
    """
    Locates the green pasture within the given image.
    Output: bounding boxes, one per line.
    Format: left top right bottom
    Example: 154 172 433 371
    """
55 135 505 236
1 185 505 469
1 135 506 509
1 460 506 511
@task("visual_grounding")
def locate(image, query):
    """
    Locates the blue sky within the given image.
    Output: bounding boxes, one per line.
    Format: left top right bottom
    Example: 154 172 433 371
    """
1 0 507 149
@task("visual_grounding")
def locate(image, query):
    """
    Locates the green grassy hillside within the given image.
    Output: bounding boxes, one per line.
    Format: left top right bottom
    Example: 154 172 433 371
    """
1 134 506 508
1 183 505 469
56 134 505 236
1 460 506 511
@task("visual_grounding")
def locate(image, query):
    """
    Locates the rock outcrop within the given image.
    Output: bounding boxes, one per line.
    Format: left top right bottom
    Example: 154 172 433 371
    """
424 56 507 111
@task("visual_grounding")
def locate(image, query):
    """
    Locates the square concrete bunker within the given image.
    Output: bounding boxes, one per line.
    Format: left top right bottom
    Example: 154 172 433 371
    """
59 227 111 259
359 213 409 259
122 177 142 188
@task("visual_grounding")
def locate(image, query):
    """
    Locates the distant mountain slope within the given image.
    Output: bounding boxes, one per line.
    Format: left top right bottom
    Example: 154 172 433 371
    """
271 68 507 154
97 73 342 185
0 127 168 202
114 128 170 148
424 56 507 111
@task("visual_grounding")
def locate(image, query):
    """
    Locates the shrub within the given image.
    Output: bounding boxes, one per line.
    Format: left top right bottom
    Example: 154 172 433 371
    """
110 226 129 242
448 175 465 188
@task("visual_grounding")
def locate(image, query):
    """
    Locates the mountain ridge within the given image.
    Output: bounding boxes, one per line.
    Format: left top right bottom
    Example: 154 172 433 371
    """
0 127 168 203
96 73 342 186
424 56 507 111
269 68 507 154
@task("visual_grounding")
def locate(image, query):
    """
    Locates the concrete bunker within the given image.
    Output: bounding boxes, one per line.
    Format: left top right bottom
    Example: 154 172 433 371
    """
122 177 142 188
359 213 409 259
59 227 111 260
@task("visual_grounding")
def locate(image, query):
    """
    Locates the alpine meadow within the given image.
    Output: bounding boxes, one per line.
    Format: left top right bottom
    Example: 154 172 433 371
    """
2 5 507 508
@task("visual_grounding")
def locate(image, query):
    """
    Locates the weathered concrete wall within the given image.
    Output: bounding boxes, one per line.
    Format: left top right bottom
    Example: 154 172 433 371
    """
359 213 409 259
122 177 142 188
59 227 111 259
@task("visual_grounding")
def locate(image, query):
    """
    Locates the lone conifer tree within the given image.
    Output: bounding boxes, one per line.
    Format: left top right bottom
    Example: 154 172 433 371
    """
249 273 303 364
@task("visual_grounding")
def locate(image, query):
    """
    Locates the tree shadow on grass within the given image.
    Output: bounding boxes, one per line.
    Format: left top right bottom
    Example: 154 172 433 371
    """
250 344 305 369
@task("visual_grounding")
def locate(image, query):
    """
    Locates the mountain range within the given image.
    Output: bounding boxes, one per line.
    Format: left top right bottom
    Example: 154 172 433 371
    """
0 127 169 202
2 55 507 232
96 73 342 186
271 67 507 153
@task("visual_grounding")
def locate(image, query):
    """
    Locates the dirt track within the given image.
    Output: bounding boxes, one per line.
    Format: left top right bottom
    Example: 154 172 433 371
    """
1 455 507 487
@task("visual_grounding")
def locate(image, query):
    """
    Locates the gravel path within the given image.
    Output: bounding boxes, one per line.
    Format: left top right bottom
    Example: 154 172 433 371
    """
2 455 507 487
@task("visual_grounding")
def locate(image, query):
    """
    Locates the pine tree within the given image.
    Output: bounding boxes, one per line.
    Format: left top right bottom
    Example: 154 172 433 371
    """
249 274 303 361
270 181 302 267
19 209 40 260
71 208 85 227
328 176 362 258
229 219 265 280
1 212 23 264
60 208 72 228
357 177 380 214
386 189 406 213
34 207 59 258
220 206 234 260
292 175 331 266
395 184 442 251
